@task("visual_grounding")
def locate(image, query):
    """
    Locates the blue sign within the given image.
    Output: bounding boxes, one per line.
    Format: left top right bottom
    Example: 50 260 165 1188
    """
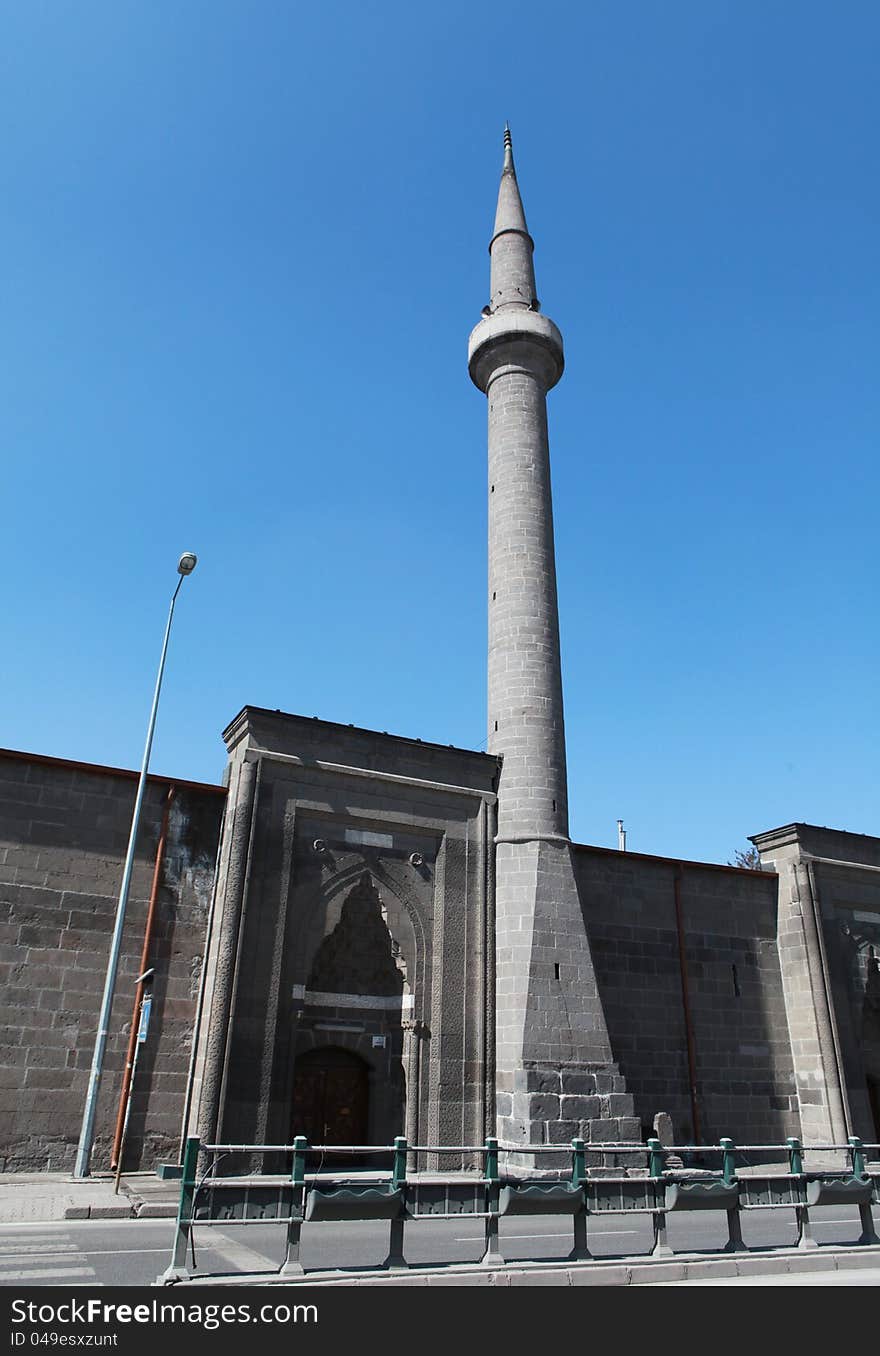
137 995 152 1043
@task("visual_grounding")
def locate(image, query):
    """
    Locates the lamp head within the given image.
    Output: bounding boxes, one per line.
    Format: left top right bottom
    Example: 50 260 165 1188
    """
177 552 198 576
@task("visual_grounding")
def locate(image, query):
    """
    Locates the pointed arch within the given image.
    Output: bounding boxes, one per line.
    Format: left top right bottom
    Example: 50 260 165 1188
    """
306 872 406 1001
294 860 426 1016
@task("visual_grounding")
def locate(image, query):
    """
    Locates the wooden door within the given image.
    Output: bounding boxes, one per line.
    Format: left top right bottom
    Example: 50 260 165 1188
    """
291 1047 369 1147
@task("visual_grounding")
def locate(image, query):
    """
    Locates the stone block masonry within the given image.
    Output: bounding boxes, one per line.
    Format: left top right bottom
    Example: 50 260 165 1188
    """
0 750 224 1172
573 843 797 1146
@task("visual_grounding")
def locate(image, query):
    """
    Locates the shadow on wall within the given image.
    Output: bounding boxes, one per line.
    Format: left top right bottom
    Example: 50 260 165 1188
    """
573 845 795 1147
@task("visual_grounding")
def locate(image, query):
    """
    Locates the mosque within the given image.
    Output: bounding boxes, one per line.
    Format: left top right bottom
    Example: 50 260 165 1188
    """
0 132 877 1173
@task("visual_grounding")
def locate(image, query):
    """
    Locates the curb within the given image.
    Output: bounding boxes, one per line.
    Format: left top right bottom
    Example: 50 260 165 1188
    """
64 1204 135 1220
154 1243 880 1288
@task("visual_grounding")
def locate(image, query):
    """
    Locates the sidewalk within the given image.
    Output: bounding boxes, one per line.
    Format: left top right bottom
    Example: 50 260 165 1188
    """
0 1172 180 1224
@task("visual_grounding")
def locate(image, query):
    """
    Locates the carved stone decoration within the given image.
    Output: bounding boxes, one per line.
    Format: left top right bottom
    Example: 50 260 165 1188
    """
307 872 406 999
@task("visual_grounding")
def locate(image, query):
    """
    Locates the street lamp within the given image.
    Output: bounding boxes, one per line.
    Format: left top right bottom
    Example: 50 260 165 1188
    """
73 552 198 1178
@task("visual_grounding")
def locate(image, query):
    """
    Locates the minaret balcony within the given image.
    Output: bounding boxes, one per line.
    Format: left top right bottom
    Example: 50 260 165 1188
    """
467 308 564 394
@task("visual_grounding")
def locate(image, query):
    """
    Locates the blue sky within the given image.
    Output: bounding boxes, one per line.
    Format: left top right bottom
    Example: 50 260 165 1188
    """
1 2 877 863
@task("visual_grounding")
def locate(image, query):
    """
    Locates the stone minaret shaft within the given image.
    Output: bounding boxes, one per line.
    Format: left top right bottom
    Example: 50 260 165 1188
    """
479 127 568 842
469 130 636 1152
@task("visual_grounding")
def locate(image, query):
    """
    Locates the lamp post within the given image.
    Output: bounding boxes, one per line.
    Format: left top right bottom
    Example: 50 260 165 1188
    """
73 552 198 1179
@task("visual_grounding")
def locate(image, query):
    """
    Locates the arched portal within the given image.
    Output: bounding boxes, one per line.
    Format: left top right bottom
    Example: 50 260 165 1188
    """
287 873 414 1153
291 1046 370 1146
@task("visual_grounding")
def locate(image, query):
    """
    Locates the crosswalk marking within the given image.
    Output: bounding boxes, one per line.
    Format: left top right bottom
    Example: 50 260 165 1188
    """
0 1266 95 1281
0 1230 98 1286
0 1243 79 1255
196 1227 281 1274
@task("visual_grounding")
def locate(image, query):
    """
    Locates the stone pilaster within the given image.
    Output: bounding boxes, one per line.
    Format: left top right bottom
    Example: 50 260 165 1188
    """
192 753 258 1144
753 825 849 1144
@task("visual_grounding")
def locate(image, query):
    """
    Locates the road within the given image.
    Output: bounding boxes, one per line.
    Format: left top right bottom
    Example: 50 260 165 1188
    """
0 1205 876 1286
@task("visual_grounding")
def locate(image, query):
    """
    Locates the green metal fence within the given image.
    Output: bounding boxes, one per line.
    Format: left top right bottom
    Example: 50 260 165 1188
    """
157 1135 880 1284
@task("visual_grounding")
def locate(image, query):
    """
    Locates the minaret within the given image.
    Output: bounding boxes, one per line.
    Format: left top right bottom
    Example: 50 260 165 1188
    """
469 129 637 1154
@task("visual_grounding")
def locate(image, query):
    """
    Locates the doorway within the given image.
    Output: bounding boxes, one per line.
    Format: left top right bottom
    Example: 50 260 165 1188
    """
291 1047 370 1149
867 1077 880 1143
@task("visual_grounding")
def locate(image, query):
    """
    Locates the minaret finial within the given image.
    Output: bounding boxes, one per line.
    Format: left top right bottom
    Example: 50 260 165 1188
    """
503 122 513 170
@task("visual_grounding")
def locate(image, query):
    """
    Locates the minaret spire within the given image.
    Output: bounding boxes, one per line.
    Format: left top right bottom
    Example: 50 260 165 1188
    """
489 124 537 313
468 131 637 1161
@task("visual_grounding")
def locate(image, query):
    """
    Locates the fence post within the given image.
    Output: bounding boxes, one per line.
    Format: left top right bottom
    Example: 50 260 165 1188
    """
280 1136 308 1276
787 1136 815 1250
159 1135 200 1282
568 1139 590 1261
480 1137 503 1267
384 1137 408 1269
719 1138 745 1253
648 1137 666 1181
849 1135 866 1178
647 1138 671 1257
392 1135 407 1189
849 1136 880 1245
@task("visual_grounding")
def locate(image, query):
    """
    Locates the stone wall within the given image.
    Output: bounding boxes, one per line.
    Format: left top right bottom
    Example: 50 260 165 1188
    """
573 844 798 1146
5 737 876 1172
0 750 224 1172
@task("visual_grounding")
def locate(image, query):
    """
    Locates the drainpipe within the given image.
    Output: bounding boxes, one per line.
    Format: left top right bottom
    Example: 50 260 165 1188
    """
484 794 497 1144
673 867 702 1143
475 796 487 1154
110 784 175 1171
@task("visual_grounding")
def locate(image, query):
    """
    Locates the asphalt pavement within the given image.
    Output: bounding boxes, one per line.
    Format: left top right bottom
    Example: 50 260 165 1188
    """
0 1159 858 1299
0 1173 877 1287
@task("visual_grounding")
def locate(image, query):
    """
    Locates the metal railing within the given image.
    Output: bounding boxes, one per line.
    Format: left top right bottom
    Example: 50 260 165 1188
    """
156 1134 880 1284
